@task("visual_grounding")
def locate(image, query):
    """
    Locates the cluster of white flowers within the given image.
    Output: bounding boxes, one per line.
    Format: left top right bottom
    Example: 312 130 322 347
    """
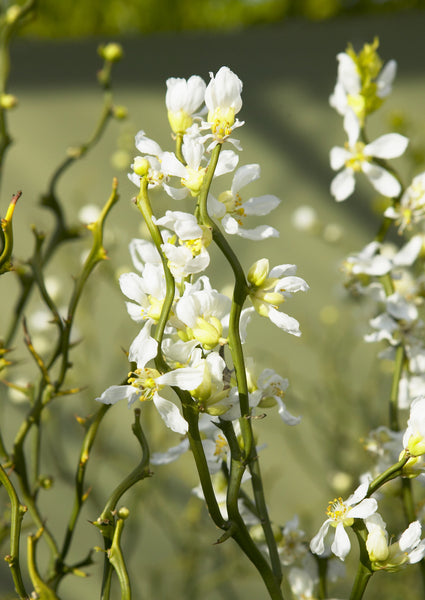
97 66 307 472
329 38 408 202
308 40 425 589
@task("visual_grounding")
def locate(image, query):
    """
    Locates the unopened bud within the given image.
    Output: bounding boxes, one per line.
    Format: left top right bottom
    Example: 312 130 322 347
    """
99 43 124 63
132 157 149 177
117 506 130 520
113 105 128 120
5 5 21 24
247 258 269 287
0 94 18 109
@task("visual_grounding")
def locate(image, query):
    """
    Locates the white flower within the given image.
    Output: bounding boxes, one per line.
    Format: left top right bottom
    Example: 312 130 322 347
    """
175 282 231 350
155 210 212 279
330 109 408 201
250 368 300 426
330 51 396 121
310 482 378 560
96 323 204 435
166 75 206 134
385 172 425 233
128 238 162 272
366 514 425 570
202 66 244 149
403 396 425 457
278 516 307 566
344 237 422 278
128 131 168 190
207 163 280 240
161 130 238 198
364 292 419 346
119 264 167 324
247 259 309 337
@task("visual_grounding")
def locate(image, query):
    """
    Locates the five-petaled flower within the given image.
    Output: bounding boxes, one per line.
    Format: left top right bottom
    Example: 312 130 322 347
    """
330 109 408 201
310 483 378 560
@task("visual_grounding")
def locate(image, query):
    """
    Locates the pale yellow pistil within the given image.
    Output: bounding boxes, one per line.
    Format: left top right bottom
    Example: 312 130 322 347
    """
326 497 354 527
147 296 164 322
218 190 245 224
214 434 228 458
208 107 236 141
181 166 205 196
127 367 161 402
345 141 368 171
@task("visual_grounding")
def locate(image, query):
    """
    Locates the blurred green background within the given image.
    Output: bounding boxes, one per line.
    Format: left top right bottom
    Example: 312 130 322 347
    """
1 1 425 598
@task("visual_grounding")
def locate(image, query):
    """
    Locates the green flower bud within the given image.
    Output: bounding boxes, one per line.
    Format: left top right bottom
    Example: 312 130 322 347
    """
99 43 124 63
247 258 269 287
0 94 18 109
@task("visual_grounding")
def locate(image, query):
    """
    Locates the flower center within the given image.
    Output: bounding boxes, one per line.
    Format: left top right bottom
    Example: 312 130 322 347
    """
182 166 205 196
214 434 228 458
128 367 161 402
326 497 349 522
218 190 246 224
208 107 235 141
345 141 367 171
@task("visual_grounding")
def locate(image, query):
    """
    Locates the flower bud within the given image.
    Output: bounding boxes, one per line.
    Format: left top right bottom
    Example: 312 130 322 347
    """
113 105 128 120
99 43 124 63
5 5 21 24
0 94 18 109
117 506 130 520
132 157 149 177
247 258 269 287
366 528 389 562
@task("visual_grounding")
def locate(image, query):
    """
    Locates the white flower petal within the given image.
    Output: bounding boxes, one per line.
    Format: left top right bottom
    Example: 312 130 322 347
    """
343 109 360 147
348 498 378 519
276 397 301 426
268 306 301 337
362 162 401 197
156 366 204 390
365 133 408 159
377 60 397 97
153 393 188 434
331 522 351 560
128 321 158 368
119 272 146 304
161 151 187 178
310 520 331 555
96 385 139 406
215 149 239 176
337 53 361 95
243 195 280 216
235 225 279 240
231 164 260 193
330 146 351 170
150 439 190 465
399 521 421 552
331 168 356 201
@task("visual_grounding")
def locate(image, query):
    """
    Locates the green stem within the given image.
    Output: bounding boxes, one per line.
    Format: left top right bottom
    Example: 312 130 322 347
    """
226 453 283 599
349 561 372 600
389 344 404 432
97 410 150 599
135 177 174 372
53 404 111 586
198 143 281 583
349 522 373 600
182 402 228 529
0 0 36 190
0 465 28 599
5 52 118 347
367 453 409 496
51 179 119 388
107 514 132 600
99 409 151 521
